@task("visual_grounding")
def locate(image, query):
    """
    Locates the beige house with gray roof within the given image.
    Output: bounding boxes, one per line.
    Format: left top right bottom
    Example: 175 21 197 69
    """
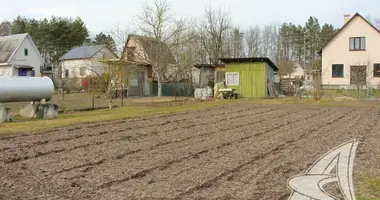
320 13 380 88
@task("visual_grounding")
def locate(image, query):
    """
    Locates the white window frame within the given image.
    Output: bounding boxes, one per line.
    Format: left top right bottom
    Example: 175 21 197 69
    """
225 72 239 86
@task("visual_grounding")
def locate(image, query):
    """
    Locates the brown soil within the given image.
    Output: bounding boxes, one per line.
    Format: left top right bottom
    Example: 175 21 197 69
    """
0 104 379 200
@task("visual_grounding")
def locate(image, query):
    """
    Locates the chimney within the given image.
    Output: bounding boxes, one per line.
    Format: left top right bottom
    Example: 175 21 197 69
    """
344 14 351 24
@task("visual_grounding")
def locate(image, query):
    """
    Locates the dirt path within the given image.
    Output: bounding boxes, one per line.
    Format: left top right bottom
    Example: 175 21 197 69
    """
0 104 379 200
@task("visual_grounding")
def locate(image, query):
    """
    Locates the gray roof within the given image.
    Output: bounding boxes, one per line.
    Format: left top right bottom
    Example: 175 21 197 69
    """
0 33 28 63
59 45 105 61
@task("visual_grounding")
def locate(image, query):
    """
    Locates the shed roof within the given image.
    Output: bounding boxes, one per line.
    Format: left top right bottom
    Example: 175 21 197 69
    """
219 57 279 71
193 63 214 69
0 33 28 63
59 45 105 61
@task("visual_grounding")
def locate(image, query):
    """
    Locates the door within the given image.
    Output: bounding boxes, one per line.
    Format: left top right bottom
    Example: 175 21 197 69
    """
18 68 27 76
350 66 366 85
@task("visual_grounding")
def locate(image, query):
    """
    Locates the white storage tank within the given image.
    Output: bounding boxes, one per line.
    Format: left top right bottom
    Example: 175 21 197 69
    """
0 76 54 103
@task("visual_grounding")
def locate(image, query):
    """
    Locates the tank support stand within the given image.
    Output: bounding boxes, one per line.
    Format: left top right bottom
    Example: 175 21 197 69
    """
20 101 59 119
0 103 12 124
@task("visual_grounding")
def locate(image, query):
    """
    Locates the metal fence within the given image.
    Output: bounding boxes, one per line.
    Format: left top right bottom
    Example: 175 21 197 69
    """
151 82 195 97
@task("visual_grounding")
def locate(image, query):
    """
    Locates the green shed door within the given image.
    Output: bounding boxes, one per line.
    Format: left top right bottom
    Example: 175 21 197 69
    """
241 70 266 98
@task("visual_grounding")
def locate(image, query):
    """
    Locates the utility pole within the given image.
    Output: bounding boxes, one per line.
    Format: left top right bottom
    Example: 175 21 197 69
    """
303 33 306 70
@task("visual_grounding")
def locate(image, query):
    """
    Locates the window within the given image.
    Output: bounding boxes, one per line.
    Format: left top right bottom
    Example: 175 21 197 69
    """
349 37 366 50
64 69 69 78
374 64 380 77
79 67 86 76
226 72 239 85
24 48 28 56
332 64 344 78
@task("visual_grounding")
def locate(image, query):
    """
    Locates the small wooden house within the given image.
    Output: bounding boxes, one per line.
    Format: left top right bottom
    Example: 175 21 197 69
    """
193 64 215 88
219 57 279 98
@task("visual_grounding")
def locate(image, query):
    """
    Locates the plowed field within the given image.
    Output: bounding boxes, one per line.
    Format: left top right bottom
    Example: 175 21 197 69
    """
0 104 379 199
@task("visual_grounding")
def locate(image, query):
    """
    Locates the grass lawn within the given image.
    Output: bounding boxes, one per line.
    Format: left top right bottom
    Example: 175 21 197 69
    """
358 177 380 200
3 92 192 114
2 97 380 134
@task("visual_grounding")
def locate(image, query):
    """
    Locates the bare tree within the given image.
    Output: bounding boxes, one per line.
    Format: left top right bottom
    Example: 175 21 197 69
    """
260 23 280 63
245 25 261 57
135 0 185 97
171 24 204 82
90 57 124 110
107 22 133 55
224 27 244 58
0 21 11 36
349 61 374 100
198 5 232 65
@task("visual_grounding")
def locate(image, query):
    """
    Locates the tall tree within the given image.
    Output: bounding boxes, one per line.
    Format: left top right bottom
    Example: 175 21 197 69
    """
226 27 244 58
245 25 261 57
0 21 12 36
198 5 232 65
261 23 279 63
277 23 296 75
93 32 117 53
136 0 185 96
320 24 337 49
11 16 90 65
304 16 321 70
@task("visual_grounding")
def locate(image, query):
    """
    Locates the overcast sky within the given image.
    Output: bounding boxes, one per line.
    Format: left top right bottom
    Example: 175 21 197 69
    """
0 0 379 37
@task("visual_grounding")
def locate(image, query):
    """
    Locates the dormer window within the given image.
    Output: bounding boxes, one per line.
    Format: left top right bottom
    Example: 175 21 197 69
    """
349 37 366 51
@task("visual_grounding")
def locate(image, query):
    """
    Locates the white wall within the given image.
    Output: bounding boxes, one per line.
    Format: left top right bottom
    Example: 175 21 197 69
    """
0 65 12 76
60 47 118 78
10 36 43 77
281 64 304 79
322 16 380 87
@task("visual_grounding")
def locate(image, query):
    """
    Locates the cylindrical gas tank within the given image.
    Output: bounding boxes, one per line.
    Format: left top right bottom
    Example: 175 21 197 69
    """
0 76 54 103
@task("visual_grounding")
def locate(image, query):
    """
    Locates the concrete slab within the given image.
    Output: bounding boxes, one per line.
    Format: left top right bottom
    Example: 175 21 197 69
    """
43 104 59 119
20 102 59 119
20 103 38 118
0 105 11 124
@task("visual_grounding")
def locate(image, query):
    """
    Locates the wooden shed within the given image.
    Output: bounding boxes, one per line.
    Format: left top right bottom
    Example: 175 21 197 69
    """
193 64 215 88
219 57 279 98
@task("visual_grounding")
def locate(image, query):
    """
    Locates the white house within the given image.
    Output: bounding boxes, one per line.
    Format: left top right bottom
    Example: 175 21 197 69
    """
59 45 118 80
281 63 305 79
0 33 44 77
320 13 380 88
280 63 315 82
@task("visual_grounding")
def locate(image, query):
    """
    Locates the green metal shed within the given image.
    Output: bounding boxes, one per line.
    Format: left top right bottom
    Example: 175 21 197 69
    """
219 57 279 98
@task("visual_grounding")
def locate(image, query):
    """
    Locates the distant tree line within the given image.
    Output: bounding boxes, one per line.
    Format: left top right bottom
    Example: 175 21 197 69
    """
0 16 116 67
0 0 380 77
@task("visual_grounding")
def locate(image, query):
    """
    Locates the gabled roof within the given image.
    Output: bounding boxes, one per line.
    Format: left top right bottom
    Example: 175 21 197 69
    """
299 63 313 71
59 45 107 61
318 13 380 55
122 34 176 64
0 33 32 63
219 57 279 71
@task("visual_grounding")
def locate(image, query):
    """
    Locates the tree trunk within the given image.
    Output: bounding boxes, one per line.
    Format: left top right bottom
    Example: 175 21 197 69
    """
108 99 112 110
158 79 162 97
